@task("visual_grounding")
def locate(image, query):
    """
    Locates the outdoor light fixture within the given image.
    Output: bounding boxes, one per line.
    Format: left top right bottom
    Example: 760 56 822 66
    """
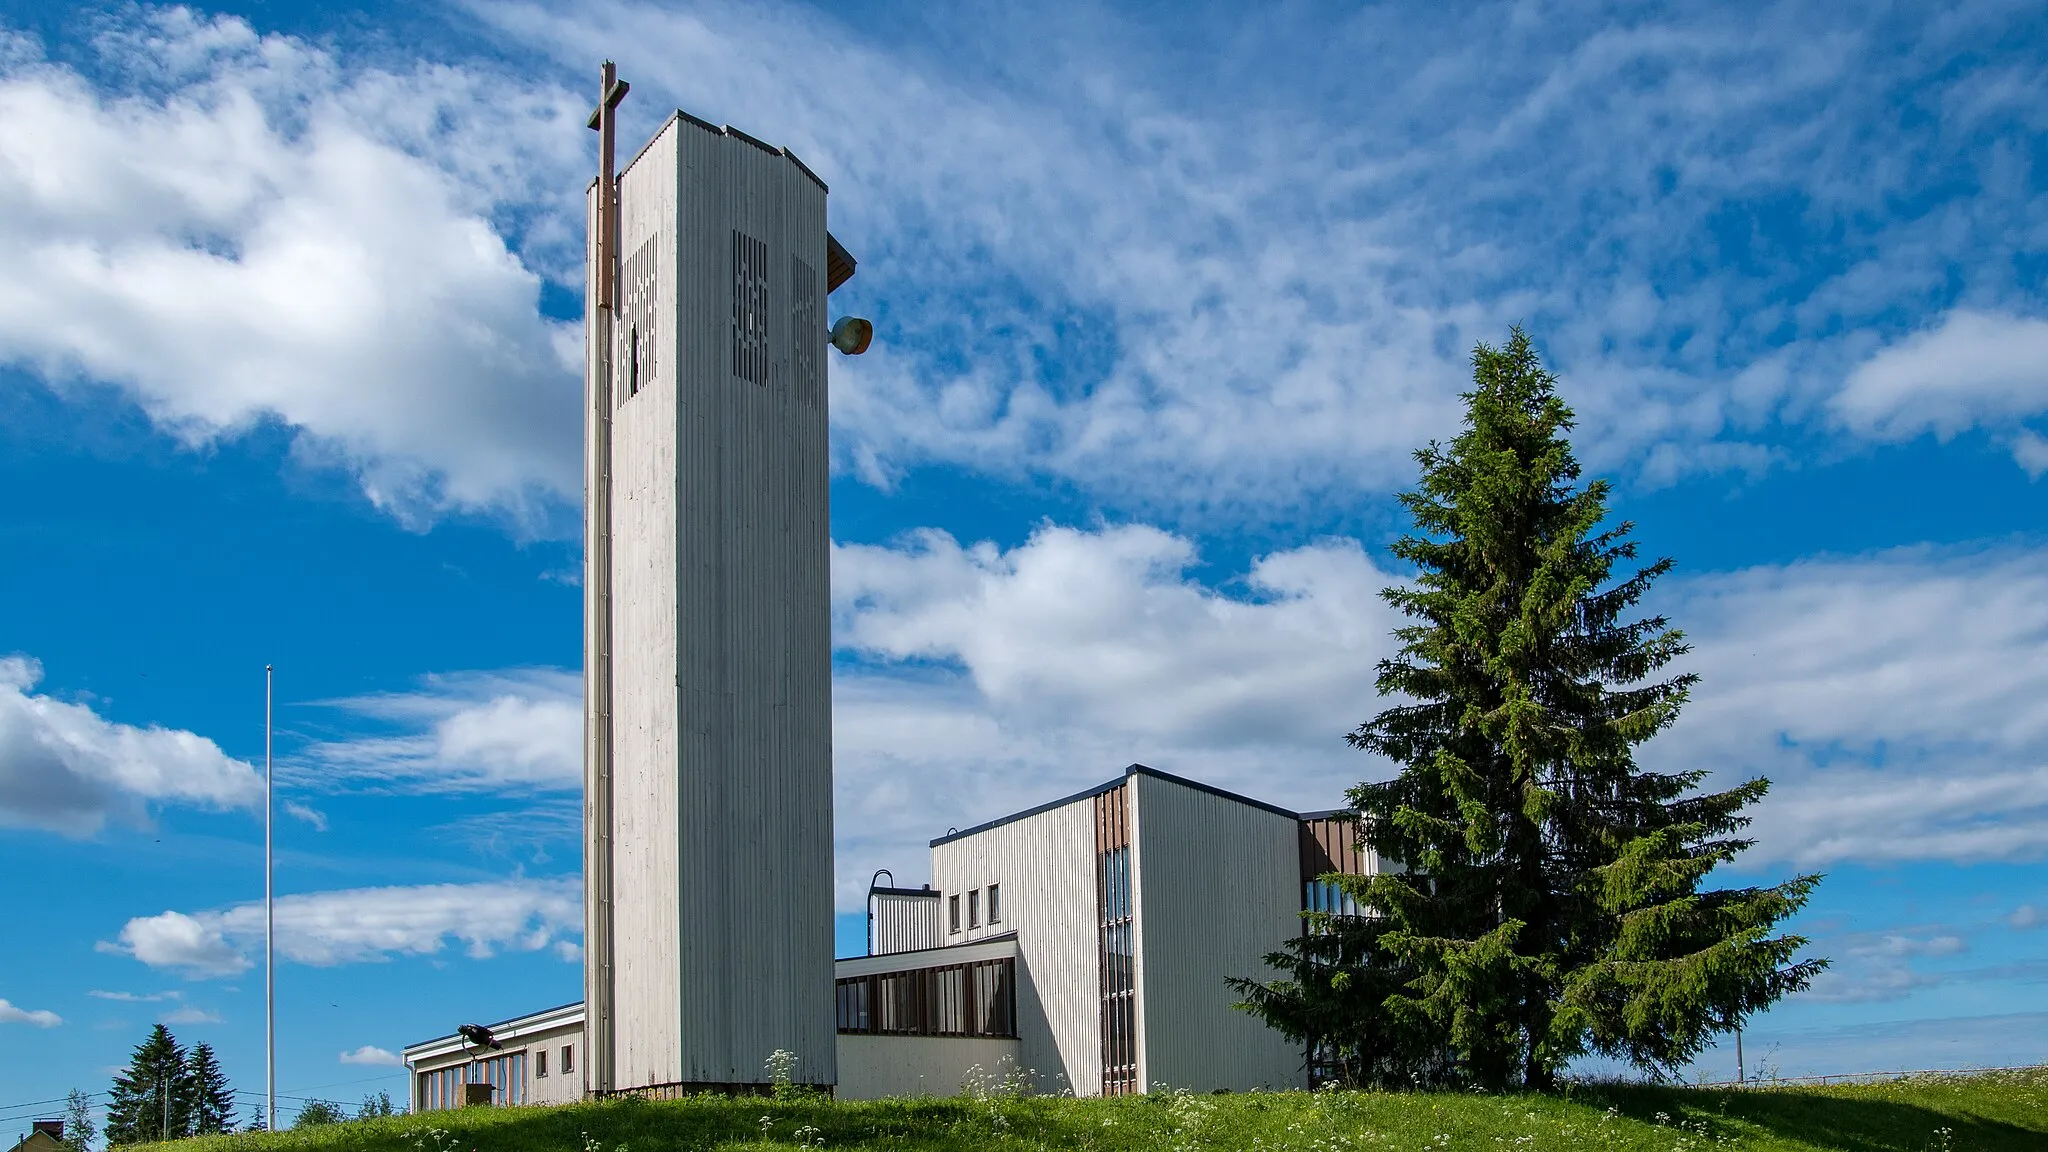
458 1023 502 1051
829 316 873 355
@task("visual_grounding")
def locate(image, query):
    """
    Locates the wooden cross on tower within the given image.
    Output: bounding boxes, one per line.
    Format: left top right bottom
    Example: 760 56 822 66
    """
587 61 631 312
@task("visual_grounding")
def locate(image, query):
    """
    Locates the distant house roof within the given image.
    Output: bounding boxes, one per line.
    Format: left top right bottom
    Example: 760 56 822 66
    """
7 1128 65 1152
402 999 586 1063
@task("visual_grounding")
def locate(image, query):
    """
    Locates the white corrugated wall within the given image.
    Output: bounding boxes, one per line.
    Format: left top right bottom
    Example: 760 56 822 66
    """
611 118 683 1090
931 802 1102 1096
1129 772 1306 1092
602 114 837 1091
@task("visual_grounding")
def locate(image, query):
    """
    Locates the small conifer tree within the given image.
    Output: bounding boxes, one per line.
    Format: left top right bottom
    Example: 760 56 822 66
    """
103 1025 192 1145
1238 329 1825 1090
185 1043 236 1134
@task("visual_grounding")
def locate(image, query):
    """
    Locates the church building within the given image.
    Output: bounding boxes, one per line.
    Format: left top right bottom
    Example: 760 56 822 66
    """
402 763 1378 1103
404 71 1378 1108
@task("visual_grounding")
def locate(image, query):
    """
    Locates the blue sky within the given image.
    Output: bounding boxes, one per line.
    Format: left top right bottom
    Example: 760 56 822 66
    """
2 0 2045 1125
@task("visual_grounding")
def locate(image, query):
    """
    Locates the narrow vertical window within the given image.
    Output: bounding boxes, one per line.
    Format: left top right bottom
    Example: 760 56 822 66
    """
536 1049 548 1077
949 893 961 934
1095 784 1136 1095
987 883 1001 923
968 888 981 929
561 1045 573 1074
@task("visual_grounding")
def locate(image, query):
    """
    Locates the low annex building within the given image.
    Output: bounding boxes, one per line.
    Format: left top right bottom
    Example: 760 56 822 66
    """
403 764 1375 1107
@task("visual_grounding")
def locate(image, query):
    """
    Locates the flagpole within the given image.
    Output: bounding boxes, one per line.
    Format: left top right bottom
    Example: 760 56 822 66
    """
265 664 275 1129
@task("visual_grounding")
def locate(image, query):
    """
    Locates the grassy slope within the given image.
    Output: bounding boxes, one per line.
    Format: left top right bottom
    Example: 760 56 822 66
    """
156 1070 2045 1152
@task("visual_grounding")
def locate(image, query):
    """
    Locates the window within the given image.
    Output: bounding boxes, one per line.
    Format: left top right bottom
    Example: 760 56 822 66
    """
835 957 1017 1038
987 884 1001 923
536 1048 548 1077
968 888 981 929
948 893 961 933
561 1045 574 1074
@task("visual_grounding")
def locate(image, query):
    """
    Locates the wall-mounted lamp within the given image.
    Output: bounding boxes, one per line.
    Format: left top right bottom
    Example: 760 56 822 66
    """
829 316 873 356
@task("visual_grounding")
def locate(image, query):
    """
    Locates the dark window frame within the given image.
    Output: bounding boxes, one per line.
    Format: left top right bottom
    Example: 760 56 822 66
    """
834 956 1017 1039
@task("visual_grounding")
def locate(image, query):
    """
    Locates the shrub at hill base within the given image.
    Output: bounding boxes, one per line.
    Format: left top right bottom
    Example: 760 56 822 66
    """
1234 329 1826 1091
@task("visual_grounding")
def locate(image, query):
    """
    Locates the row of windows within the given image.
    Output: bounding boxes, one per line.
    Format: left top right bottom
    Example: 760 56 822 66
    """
419 1052 526 1110
534 1043 574 1078
835 957 1016 1038
416 1043 574 1111
948 883 1001 934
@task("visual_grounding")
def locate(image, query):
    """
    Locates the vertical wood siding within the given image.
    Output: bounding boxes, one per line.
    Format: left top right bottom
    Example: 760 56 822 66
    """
611 120 683 1091
601 113 836 1092
1129 772 1307 1092
931 802 1102 1096
872 893 944 955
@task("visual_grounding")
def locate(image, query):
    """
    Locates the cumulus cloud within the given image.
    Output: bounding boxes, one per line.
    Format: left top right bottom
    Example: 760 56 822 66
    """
160 1006 222 1025
0 654 261 835
2014 905 2045 930
829 524 1405 903
827 526 2048 904
0 998 62 1027
340 1045 404 1067
293 669 581 793
1832 311 2048 448
2012 430 2048 480
102 878 581 978
0 10 585 525
271 532 2048 909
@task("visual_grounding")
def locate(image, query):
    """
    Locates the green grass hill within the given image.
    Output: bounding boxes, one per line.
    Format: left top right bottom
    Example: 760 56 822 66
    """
148 1068 2045 1152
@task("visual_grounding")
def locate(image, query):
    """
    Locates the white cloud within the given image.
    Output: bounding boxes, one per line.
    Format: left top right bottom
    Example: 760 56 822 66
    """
1662 546 2048 867
103 878 582 978
471 0 2048 508
0 11 585 525
2014 905 2045 930
1832 311 2048 443
340 1045 404 1067
283 801 328 831
829 524 1411 903
0 654 261 836
2012 429 2048 480
0 998 62 1027
829 526 2048 905
87 989 180 1002
294 669 581 793
160 1006 222 1025
1802 930 1969 1004
5 3 2040 526
269 532 2048 910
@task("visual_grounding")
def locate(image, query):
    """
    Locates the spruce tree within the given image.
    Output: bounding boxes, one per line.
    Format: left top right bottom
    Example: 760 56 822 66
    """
184 1043 236 1135
103 1025 192 1145
1238 329 1825 1089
